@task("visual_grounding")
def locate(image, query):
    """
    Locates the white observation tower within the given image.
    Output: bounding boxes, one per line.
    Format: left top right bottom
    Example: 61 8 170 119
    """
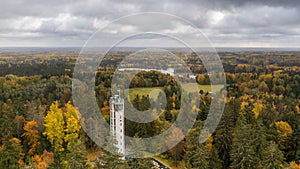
109 89 125 156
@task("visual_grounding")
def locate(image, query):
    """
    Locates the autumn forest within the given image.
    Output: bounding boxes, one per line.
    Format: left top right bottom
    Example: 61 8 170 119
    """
0 48 299 169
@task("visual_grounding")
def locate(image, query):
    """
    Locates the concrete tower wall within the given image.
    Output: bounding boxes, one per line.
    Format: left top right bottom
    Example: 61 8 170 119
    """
109 95 125 156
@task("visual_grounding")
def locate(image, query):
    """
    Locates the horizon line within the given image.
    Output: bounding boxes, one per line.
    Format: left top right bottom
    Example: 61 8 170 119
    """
0 46 299 49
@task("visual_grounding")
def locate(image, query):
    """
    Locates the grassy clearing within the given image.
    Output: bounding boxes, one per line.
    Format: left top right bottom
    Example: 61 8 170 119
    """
126 87 163 102
126 84 224 102
182 83 224 93
127 84 224 99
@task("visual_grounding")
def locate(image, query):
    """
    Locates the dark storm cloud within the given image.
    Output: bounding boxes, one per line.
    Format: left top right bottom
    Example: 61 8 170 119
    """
0 0 299 47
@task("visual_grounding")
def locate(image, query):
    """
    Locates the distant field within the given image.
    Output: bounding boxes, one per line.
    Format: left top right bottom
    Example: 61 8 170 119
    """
126 87 163 101
182 83 224 93
126 84 224 101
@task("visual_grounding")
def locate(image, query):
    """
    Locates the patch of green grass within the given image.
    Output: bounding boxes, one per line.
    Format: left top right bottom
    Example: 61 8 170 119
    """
182 83 224 93
126 84 224 101
126 87 163 102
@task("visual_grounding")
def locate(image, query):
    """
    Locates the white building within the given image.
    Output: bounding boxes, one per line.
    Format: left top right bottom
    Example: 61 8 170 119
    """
187 73 197 79
109 93 125 156
166 68 175 76
118 68 175 76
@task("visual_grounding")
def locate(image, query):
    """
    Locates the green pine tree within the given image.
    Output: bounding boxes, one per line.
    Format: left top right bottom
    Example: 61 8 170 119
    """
127 134 154 169
230 116 260 169
184 123 210 169
64 139 90 169
261 141 285 169
0 137 24 169
96 136 128 169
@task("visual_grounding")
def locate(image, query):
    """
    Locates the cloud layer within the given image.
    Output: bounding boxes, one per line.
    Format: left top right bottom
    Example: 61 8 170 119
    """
0 0 300 47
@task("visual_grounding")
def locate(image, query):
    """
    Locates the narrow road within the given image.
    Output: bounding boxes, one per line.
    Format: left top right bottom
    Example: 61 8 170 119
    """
152 158 170 169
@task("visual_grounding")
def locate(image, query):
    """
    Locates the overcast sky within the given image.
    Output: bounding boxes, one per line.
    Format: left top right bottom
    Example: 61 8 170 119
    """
1 0 300 48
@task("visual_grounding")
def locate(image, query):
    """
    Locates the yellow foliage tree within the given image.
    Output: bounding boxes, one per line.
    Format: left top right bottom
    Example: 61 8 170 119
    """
64 102 81 150
22 121 40 156
32 155 48 169
43 101 65 151
197 74 205 84
0 145 4 152
206 136 213 151
296 105 300 114
275 121 293 137
252 102 263 119
240 101 249 112
43 101 89 168
290 161 300 169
